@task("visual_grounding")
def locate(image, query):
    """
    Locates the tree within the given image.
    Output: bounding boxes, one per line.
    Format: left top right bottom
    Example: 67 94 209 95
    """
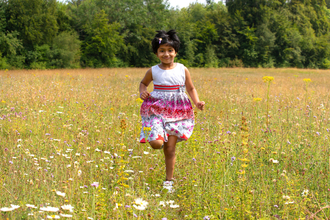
81 10 125 67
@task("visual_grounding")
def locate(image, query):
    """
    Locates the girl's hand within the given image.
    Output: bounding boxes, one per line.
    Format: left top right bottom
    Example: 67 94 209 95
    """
196 101 205 110
140 91 151 100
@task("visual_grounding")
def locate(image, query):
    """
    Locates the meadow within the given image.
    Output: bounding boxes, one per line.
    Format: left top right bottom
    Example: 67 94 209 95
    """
0 67 329 219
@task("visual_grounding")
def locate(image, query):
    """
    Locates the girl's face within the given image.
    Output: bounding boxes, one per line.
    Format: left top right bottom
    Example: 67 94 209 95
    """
156 44 177 65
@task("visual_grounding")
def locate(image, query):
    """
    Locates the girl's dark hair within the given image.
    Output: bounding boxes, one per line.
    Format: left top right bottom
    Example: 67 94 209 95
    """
152 30 180 54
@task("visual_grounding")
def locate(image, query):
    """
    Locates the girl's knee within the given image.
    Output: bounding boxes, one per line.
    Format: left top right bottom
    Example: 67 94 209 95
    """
149 140 163 149
164 146 175 156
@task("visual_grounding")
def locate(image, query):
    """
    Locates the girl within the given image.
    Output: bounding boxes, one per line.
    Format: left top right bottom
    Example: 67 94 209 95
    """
139 30 205 192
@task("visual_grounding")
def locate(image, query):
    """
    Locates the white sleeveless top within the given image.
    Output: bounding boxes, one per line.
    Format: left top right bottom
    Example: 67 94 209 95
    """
151 63 185 86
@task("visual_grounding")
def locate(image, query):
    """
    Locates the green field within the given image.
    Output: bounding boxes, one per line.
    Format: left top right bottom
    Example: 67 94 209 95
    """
0 68 330 219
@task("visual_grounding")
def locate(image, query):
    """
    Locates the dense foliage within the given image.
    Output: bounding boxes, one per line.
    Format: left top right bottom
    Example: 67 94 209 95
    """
1 0 330 69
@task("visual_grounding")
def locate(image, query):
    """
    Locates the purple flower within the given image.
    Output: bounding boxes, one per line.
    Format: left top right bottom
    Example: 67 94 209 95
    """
192 158 196 162
231 156 236 162
226 131 231 134
133 213 137 217
4 148 8 151
45 133 51 136
91 182 99 187
203 216 210 220
274 205 278 208
162 218 168 220
125 205 131 208
316 132 320 136
9 161 13 164
287 140 291 144
84 185 88 188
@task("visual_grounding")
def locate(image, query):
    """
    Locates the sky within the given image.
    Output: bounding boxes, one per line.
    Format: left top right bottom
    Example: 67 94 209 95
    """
167 0 224 9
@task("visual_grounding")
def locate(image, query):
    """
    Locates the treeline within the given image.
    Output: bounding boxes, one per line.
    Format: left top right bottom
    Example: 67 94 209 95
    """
1 0 330 69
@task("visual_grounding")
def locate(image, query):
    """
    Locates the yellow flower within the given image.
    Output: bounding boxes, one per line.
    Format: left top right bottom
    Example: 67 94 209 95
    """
241 163 248 168
125 75 128 78
303 78 312 83
237 170 245 175
262 76 274 83
238 158 250 162
136 98 144 103
253 98 262 102
1 100 5 103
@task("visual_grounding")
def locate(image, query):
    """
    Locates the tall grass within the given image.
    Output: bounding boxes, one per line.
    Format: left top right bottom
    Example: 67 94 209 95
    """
0 68 329 219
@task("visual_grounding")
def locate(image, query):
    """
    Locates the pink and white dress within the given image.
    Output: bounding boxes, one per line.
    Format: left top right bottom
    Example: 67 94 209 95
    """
140 63 195 143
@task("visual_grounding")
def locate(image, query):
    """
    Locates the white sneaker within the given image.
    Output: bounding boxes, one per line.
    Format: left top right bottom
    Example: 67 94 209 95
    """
163 181 175 193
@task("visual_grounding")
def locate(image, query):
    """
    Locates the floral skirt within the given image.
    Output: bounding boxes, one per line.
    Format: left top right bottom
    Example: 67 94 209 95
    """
140 88 194 143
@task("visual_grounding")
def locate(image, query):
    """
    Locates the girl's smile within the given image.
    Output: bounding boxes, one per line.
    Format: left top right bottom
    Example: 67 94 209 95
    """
156 44 177 68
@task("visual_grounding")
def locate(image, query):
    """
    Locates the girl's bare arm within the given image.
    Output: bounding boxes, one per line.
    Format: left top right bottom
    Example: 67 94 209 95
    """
139 68 153 100
185 67 205 110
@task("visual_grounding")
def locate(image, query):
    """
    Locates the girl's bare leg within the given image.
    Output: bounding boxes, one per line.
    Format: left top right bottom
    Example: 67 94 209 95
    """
149 140 164 149
163 135 178 181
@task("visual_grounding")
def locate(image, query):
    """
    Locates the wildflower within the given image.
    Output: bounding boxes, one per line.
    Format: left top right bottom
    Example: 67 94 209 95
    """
143 151 149 154
47 215 60 219
237 170 245 175
263 76 274 83
285 201 294 204
56 191 66 197
135 198 148 207
238 158 250 162
253 98 262 102
40 206 60 212
133 198 148 210
303 78 312 83
170 204 180 208
26 204 37 209
136 98 144 103
0 204 20 212
302 189 309 197
282 195 290 200
61 205 74 212
91 182 99 188
159 201 166 207
124 170 134 173
272 160 279 164
60 213 73 218
203 216 211 220
78 170 82 176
